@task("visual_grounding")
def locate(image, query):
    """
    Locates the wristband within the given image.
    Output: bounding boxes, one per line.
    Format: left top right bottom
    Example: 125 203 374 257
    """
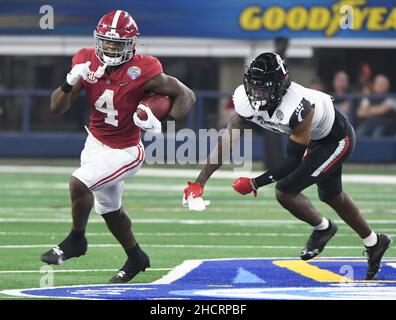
250 178 258 191
61 81 73 94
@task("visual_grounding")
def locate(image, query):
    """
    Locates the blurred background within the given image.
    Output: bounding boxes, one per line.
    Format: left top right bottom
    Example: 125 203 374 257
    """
1 0 396 165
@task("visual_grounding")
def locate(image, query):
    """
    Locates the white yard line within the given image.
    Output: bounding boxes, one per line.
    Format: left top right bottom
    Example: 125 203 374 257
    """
0 231 393 238
0 268 171 274
0 244 371 249
153 260 202 284
0 217 395 225
0 207 70 212
0 183 231 192
2 183 396 199
1 166 396 184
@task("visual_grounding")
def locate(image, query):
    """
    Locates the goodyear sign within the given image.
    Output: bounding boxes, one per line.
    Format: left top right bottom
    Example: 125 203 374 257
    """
239 0 396 37
0 0 396 39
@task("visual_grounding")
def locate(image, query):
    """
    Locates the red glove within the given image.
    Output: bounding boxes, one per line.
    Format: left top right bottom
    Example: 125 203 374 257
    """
232 177 257 197
184 181 204 200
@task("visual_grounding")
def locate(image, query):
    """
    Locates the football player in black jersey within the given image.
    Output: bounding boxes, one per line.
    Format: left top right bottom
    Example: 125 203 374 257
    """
184 53 391 280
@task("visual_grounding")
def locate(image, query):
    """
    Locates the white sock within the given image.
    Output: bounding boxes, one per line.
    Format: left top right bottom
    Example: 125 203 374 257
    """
314 218 329 231
362 231 378 247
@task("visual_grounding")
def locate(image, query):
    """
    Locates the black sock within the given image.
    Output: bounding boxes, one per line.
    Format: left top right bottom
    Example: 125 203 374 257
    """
59 229 87 256
68 229 86 241
125 243 141 260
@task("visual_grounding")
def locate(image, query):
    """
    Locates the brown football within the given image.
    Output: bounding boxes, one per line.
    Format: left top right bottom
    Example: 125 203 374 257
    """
136 107 148 121
138 95 171 120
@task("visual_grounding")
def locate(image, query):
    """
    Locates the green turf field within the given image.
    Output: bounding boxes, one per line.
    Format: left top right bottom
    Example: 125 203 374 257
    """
0 164 395 299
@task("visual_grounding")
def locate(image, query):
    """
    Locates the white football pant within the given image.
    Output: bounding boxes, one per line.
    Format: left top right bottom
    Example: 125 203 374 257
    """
72 131 144 214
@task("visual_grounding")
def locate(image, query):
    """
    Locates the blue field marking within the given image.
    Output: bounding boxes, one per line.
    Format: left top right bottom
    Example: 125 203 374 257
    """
2 258 396 300
233 267 266 284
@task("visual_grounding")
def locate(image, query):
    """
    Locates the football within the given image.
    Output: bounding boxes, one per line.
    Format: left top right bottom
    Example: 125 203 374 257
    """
135 108 148 121
137 95 171 120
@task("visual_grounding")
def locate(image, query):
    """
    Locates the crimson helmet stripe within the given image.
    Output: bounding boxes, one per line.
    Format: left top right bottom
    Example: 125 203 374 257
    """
111 10 123 29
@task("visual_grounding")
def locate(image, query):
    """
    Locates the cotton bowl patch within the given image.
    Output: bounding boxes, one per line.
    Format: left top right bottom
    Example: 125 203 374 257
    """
127 66 141 80
2 258 396 300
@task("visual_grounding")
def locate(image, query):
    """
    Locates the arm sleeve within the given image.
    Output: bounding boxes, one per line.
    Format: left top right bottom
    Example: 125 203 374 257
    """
254 139 307 188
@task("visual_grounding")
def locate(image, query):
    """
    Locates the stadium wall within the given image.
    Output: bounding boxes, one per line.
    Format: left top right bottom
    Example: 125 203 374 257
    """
1 133 396 163
1 90 396 162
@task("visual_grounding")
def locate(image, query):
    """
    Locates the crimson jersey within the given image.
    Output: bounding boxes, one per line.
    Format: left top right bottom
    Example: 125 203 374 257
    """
72 48 163 148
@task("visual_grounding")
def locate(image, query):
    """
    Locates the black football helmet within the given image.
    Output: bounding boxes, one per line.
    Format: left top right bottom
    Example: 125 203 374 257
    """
244 52 290 111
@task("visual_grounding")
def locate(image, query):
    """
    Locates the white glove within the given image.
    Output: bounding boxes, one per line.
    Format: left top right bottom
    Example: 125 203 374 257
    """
133 104 162 134
182 195 211 211
94 63 107 79
66 61 92 86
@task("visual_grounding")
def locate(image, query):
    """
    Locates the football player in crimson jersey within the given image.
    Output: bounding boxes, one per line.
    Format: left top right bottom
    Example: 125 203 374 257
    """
184 53 391 280
41 10 196 283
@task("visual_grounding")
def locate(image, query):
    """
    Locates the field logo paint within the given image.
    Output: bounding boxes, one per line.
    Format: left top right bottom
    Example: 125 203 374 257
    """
2 258 396 300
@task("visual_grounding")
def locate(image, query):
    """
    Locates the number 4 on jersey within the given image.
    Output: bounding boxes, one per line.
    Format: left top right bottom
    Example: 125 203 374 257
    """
94 89 118 126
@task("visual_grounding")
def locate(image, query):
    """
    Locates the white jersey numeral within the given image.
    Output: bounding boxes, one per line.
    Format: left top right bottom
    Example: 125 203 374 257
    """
94 89 118 127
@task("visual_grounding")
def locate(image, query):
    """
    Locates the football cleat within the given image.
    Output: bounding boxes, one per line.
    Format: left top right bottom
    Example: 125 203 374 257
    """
300 220 338 260
364 233 392 280
109 246 150 283
40 236 87 265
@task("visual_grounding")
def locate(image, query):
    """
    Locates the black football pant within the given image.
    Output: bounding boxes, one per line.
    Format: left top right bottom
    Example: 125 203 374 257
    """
276 113 356 202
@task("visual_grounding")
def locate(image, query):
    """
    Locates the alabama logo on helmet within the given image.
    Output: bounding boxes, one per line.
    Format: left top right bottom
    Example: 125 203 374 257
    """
127 66 141 80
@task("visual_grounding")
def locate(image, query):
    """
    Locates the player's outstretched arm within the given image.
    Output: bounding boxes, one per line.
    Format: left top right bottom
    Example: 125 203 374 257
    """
196 113 247 186
143 73 196 120
50 80 83 114
235 107 314 196
183 113 247 209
